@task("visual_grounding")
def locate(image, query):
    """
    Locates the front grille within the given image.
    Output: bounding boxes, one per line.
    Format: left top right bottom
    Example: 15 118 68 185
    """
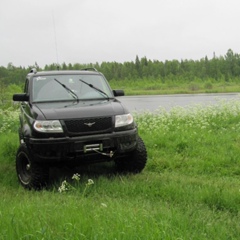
64 117 113 135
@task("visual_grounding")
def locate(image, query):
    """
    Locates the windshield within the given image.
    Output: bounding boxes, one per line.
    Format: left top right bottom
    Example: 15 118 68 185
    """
32 74 113 102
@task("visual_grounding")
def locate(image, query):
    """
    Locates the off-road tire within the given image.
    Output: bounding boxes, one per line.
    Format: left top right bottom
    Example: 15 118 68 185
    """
16 144 49 190
115 136 147 173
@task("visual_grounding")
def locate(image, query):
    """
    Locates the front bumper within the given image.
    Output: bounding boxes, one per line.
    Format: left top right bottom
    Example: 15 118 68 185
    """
25 129 138 163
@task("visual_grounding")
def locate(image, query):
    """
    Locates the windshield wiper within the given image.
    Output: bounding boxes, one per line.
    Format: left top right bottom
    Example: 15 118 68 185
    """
79 79 109 100
54 78 79 101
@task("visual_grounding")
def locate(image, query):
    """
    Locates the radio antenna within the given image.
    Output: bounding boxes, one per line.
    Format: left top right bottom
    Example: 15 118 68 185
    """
52 9 60 69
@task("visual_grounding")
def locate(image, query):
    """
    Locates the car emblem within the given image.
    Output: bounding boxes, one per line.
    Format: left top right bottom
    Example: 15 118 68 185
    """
84 122 96 127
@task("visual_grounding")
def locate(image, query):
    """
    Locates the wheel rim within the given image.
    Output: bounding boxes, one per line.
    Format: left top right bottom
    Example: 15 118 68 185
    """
17 151 32 184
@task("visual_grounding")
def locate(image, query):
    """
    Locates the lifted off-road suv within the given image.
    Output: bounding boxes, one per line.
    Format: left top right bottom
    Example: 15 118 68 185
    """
13 68 147 189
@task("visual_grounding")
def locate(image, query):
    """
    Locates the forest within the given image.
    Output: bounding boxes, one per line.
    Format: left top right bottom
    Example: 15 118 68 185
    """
1 48 240 104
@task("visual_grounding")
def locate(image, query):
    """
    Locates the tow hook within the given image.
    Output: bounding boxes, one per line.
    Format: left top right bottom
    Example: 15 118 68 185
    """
93 150 114 158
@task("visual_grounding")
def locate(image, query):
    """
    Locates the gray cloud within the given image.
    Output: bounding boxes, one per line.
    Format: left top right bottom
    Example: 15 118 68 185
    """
1 0 240 67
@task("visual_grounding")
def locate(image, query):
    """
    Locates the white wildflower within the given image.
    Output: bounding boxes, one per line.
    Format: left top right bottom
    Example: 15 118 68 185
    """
87 179 94 186
72 173 80 181
58 180 69 193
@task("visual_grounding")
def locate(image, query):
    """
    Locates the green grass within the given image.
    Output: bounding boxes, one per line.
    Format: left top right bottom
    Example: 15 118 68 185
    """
1 100 240 239
109 79 240 95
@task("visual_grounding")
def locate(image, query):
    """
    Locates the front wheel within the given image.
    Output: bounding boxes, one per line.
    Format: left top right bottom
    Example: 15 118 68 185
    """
16 144 49 190
115 136 147 173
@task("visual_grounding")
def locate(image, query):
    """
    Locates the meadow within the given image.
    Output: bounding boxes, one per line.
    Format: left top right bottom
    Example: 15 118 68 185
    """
0 99 240 239
109 78 240 95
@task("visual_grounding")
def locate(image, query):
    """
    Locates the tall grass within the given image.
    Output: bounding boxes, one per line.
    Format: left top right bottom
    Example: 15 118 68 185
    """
136 99 240 177
0 107 19 134
1 100 240 239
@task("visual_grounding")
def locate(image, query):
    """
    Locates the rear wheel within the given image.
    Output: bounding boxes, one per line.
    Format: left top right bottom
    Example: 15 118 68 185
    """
115 137 147 173
16 144 49 190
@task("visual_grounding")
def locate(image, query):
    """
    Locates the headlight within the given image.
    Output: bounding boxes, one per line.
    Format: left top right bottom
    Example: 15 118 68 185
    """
34 120 63 133
115 113 133 128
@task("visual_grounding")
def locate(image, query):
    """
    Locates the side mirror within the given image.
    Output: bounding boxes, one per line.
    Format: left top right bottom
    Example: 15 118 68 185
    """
13 93 29 102
113 90 125 97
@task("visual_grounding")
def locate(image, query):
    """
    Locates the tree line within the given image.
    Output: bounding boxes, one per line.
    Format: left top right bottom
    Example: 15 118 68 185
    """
1 49 240 89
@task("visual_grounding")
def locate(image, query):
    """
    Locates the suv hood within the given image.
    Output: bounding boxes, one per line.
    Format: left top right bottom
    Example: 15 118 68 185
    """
33 99 128 120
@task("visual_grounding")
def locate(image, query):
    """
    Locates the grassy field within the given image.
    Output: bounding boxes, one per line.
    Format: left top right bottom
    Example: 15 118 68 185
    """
1 100 240 239
109 79 240 95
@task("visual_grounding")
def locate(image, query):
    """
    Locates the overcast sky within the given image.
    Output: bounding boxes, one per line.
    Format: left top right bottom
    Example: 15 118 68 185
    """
1 0 240 68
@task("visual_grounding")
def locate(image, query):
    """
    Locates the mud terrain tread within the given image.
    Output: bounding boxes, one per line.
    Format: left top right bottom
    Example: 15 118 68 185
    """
116 137 147 173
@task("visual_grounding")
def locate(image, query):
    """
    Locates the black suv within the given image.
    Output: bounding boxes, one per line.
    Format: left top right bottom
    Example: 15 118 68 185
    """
13 68 147 189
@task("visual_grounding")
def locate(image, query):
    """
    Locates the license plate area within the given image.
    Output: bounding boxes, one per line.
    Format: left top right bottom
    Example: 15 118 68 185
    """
83 143 103 153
